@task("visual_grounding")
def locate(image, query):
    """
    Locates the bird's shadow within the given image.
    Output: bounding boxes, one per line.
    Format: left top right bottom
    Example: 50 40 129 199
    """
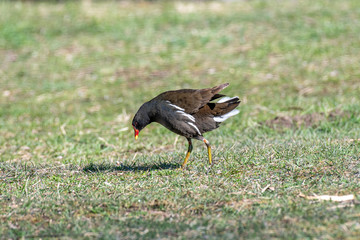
83 162 179 173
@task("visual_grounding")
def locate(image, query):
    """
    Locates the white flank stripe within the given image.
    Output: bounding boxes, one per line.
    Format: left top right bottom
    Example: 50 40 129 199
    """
177 111 195 122
214 109 240 122
187 122 201 135
168 103 185 111
217 96 239 103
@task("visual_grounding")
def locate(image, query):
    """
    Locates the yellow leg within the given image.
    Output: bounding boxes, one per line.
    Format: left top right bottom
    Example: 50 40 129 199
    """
203 139 212 165
207 145 212 165
181 139 193 169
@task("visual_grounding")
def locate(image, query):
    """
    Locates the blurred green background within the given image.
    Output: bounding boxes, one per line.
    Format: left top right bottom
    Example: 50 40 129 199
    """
1 0 360 238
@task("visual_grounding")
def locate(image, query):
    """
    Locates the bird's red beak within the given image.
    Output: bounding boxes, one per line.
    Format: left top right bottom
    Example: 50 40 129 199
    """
133 126 139 140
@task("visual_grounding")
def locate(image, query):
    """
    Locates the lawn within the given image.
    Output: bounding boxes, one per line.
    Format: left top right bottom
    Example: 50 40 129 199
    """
1 0 360 239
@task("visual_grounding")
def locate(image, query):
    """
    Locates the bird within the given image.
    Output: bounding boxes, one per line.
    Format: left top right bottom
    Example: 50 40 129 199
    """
132 83 240 168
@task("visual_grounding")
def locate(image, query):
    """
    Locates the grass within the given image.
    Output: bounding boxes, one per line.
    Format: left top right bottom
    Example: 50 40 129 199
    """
1 0 360 238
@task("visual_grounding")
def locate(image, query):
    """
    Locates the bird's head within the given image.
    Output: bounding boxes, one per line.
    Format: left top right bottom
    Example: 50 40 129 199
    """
132 104 151 140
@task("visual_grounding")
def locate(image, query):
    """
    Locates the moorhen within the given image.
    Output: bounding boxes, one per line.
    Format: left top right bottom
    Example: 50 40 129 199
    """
132 83 240 168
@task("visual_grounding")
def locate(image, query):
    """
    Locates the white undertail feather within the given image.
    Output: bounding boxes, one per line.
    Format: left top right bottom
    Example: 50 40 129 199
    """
217 96 239 103
213 109 240 122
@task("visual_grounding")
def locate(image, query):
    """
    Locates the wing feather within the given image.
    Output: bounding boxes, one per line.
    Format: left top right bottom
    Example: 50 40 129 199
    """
154 83 229 114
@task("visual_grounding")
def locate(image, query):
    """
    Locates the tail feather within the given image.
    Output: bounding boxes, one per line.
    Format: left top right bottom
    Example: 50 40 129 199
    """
212 96 240 122
210 94 226 101
211 83 229 94
213 109 240 122
217 96 239 103
205 83 229 98
194 85 240 132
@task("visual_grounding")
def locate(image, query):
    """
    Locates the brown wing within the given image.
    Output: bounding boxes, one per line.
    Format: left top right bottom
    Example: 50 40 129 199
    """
154 83 229 114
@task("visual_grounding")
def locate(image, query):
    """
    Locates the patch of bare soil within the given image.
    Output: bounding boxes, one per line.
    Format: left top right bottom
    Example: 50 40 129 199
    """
263 109 350 129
